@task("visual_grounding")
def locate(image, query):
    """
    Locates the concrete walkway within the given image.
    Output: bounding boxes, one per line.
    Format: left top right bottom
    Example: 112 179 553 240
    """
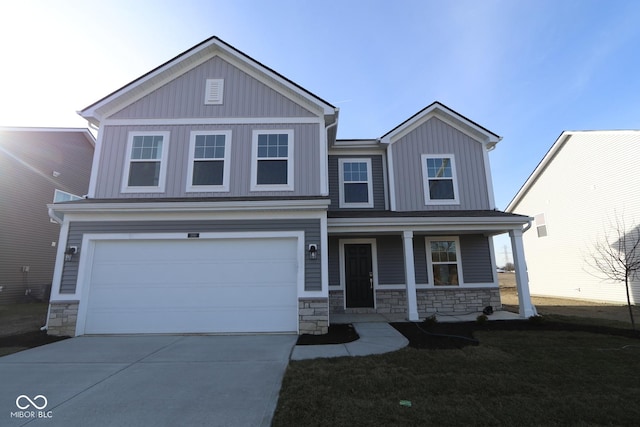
291 311 523 361
291 322 408 360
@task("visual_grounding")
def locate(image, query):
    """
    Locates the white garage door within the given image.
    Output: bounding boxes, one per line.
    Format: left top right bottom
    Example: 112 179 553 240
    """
82 236 299 334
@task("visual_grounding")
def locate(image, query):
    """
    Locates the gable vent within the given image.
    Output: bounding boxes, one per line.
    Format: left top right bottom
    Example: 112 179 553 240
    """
205 79 224 105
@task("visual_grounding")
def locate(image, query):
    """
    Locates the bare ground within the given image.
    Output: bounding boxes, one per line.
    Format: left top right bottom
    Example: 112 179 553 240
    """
498 273 640 325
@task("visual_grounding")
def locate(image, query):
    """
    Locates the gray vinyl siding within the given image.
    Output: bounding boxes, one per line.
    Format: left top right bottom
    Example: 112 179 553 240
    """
391 117 490 211
459 234 494 283
60 219 321 293
111 56 316 119
0 130 93 303
376 235 405 285
95 123 321 198
328 155 385 210
325 234 491 288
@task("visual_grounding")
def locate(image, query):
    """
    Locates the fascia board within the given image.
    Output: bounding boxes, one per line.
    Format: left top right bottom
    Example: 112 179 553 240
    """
328 215 531 227
0 127 96 147
47 199 331 215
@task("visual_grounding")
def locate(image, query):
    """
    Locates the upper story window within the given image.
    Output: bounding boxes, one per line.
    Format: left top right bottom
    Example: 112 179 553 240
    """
421 154 460 205
251 130 294 191
339 158 373 208
427 237 463 286
122 131 169 193
535 213 548 238
187 131 231 192
53 189 83 203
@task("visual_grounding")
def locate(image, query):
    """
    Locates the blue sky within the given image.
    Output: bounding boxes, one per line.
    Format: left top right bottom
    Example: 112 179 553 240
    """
2 0 639 264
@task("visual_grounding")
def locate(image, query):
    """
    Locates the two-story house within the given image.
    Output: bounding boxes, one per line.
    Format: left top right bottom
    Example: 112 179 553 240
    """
0 127 94 304
45 36 534 337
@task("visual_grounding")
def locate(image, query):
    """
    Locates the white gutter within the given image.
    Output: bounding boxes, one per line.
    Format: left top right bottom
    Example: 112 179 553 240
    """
48 207 63 224
47 198 331 215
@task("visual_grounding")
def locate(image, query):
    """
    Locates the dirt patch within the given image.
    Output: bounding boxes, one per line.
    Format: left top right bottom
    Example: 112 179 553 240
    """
296 323 359 345
499 275 640 324
0 331 68 356
0 302 49 336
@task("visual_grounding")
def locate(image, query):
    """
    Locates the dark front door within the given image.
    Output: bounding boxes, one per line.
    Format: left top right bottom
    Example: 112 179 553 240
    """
345 244 374 308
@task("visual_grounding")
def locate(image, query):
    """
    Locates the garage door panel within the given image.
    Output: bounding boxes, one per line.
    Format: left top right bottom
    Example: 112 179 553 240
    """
90 261 297 287
83 237 300 334
86 307 297 334
88 284 298 309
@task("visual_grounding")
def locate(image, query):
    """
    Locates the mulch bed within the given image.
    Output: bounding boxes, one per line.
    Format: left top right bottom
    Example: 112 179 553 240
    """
391 319 640 349
296 323 359 345
0 331 69 350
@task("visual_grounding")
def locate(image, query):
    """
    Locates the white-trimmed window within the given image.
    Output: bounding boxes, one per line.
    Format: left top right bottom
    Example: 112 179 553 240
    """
421 154 460 204
535 213 548 238
339 158 373 208
53 189 83 203
426 237 463 286
186 131 231 192
251 130 294 191
122 131 169 193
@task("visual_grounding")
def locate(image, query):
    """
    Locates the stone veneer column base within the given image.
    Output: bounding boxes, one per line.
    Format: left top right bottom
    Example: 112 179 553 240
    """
417 288 501 314
298 298 329 335
330 287 502 317
47 301 79 336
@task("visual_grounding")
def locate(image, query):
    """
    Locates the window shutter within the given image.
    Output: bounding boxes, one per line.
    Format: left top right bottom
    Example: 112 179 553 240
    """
205 79 224 105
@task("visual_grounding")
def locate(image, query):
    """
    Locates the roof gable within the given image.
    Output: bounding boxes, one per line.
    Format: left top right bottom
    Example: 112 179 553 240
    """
380 102 500 148
79 36 336 126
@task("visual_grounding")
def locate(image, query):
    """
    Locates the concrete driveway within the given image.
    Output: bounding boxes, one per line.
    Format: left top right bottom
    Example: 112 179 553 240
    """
0 334 297 426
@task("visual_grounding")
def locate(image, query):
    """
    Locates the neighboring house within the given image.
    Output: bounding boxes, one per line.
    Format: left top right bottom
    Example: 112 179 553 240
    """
507 130 640 304
45 36 534 337
0 127 95 304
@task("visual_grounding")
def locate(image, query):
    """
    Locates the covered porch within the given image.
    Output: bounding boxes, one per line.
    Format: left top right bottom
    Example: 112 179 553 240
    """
327 210 536 322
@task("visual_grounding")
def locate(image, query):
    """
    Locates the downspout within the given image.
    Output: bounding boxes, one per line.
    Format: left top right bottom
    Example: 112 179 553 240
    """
325 109 339 136
324 109 339 196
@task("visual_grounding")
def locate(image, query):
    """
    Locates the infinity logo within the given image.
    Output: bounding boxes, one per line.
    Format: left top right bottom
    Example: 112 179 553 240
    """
16 395 48 410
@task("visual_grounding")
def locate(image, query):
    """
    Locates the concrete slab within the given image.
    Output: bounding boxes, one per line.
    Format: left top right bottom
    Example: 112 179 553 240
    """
0 335 296 427
290 344 350 360
290 322 408 361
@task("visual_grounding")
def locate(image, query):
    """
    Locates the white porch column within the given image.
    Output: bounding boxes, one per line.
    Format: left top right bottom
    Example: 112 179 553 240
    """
402 231 420 321
509 228 537 318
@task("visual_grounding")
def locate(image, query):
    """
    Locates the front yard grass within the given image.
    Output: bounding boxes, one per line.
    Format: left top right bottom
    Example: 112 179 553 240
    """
273 329 640 426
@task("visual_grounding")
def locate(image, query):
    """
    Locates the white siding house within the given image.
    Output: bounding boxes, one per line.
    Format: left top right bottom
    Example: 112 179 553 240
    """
507 130 640 304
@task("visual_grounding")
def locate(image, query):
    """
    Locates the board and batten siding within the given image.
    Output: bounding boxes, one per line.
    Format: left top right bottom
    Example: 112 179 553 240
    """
328 155 386 210
391 117 490 211
511 131 640 304
110 56 316 119
325 234 491 288
376 235 406 285
94 123 320 198
59 219 322 294
459 234 494 283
